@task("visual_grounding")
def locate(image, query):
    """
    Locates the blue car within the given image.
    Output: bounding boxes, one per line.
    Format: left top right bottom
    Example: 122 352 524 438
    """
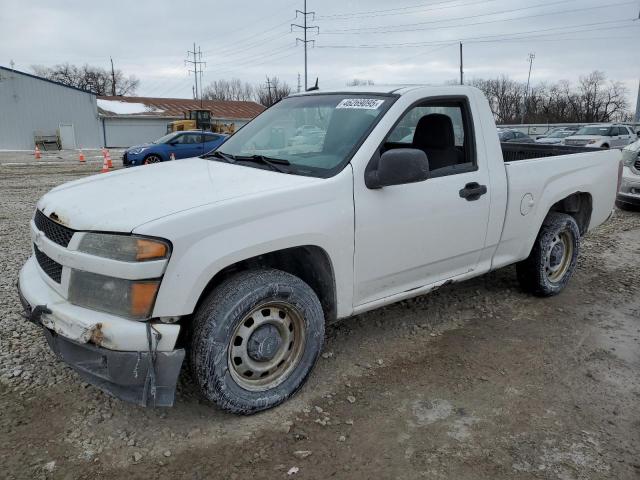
122 131 228 167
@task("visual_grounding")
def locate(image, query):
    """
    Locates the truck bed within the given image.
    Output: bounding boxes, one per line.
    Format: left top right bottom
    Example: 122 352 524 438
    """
501 143 598 162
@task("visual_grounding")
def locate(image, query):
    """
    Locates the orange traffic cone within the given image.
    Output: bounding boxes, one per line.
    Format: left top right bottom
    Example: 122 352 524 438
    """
78 149 85 163
170 152 176 161
105 149 113 169
34 145 42 159
100 155 109 173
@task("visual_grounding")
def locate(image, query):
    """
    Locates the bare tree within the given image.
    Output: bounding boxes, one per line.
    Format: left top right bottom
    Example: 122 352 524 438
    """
202 78 254 101
255 76 292 107
469 71 629 124
31 63 139 96
347 78 375 86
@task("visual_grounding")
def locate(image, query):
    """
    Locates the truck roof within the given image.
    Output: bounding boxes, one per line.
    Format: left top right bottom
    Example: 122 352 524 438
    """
289 84 477 97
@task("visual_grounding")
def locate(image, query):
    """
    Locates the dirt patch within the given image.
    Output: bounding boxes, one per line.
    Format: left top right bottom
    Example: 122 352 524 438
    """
1 161 639 480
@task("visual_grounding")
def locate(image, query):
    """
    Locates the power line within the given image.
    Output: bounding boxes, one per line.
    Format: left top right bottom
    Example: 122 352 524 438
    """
317 0 537 21
321 42 456 85
315 18 638 48
291 0 319 91
317 0 501 19
320 0 635 34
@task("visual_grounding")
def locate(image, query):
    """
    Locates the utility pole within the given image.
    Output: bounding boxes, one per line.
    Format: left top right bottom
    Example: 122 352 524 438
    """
459 42 464 85
635 80 640 123
186 43 206 104
291 0 319 91
521 52 535 124
110 57 116 96
266 76 273 106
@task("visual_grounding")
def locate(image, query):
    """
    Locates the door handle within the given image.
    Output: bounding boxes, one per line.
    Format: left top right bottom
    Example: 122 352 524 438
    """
459 182 487 201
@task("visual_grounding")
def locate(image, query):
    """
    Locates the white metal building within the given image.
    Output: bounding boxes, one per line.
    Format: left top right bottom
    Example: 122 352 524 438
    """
98 96 265 147
0 66 102 150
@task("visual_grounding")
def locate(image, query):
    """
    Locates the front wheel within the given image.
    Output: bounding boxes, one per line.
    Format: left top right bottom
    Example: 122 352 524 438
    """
189 269 325 414
143 154 162 165
516 212 580 296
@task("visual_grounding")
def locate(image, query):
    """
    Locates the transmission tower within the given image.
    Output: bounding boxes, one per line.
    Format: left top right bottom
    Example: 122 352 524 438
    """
291 1 319 91
186 43 206 106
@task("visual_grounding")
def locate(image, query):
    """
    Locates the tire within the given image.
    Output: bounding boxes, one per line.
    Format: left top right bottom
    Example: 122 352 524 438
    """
143 154 162 165
601 144 609 149
189 269 325 414
516 212 580 297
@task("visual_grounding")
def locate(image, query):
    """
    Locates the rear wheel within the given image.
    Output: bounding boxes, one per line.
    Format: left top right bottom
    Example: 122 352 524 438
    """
143 154 162 164
516 212 580 297
189 269 325 414
601 144 609 149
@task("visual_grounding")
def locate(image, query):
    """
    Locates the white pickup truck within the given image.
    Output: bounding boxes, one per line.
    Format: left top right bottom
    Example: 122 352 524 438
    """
18 86 622 413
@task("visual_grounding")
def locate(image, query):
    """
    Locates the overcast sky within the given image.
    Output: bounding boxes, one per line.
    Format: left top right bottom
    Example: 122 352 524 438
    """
1 0 639 104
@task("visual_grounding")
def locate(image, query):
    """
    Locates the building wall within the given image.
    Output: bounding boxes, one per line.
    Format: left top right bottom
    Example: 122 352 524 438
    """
102 117 173 147
0 68 102 150
102 117 251 148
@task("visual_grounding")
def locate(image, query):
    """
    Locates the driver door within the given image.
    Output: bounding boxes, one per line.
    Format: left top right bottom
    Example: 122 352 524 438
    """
353 98 492 306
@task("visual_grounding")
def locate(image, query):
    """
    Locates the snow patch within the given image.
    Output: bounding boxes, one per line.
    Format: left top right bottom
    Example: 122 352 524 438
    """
97 99 164 115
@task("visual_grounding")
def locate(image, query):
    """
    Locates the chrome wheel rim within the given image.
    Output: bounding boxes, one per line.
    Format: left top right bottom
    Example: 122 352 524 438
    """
544 230 573 283
144 155 161 164
228 302 306 392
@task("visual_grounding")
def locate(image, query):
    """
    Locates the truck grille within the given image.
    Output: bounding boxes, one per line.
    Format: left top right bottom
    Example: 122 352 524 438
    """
34 210 74 247
34 244 63 283
635 158 640 171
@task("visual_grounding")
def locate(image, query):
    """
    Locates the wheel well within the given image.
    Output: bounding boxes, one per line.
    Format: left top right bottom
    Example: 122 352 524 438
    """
195 246 337 323
548 192 592 235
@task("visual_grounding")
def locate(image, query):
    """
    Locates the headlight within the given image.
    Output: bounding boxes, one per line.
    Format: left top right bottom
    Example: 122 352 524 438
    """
587 140 597 144
129 147 149 155
77 233 169 262
624 152 640 167
69 270 160 320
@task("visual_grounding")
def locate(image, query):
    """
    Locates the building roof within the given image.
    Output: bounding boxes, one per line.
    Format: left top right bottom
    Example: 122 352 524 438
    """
97 95 265 120
0 65 95 95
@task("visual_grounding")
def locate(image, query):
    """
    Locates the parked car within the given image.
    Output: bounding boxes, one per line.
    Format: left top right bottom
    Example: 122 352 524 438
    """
19 86 621 412
122 131 227 166
535 126 579 140
563 124 636 149
616 139 640 210
498 129 535 143
535 130 575 145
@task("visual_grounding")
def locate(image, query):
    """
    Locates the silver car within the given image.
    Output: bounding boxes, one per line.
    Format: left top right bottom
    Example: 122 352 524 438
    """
616 139 640 210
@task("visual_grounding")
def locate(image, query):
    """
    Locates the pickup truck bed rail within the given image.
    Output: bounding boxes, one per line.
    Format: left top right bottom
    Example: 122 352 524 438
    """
502 143 599 162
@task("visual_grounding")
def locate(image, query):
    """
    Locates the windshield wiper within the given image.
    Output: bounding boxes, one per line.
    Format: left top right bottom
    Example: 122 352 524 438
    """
202 150 236 163
234 155 290 173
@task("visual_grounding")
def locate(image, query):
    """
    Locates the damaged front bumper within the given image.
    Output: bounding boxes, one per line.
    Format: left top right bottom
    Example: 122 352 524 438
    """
17 261 185 407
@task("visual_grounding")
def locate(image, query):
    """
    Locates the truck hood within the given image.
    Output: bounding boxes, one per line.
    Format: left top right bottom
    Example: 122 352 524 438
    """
37 158 320 232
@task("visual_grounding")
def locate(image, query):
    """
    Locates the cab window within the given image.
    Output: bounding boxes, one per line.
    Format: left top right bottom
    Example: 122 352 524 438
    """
383 99 476 176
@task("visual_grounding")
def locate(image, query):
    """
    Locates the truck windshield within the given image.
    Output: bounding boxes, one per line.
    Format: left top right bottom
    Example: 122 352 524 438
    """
212 94 395 177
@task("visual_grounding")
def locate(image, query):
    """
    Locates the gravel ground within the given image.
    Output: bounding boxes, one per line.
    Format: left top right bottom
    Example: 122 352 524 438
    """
0 159 639 480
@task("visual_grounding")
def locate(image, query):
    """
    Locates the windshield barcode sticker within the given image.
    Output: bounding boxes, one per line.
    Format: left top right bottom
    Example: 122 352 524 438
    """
336 98 385 110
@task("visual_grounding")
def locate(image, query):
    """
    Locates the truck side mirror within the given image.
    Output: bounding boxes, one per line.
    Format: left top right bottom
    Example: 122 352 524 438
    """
366 148 430 189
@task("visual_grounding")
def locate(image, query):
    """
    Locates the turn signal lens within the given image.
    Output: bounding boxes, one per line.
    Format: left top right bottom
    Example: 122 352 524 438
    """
131 281 161 318
136 239 168 261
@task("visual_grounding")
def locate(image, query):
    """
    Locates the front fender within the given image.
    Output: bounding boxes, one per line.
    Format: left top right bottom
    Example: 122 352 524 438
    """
135 168 356 319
